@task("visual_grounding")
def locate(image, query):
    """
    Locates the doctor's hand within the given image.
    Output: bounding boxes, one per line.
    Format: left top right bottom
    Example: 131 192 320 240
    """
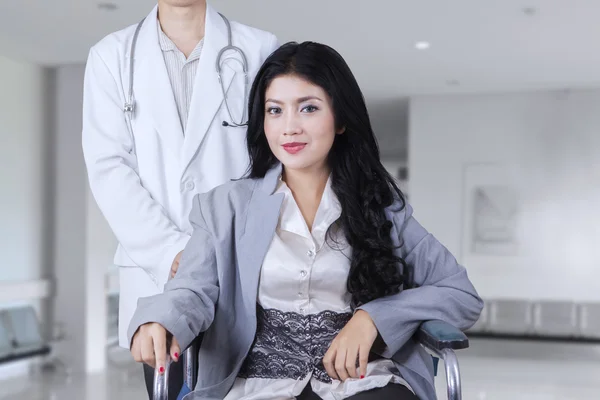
323 310 378 382
131 322 181 374
169 251 183 279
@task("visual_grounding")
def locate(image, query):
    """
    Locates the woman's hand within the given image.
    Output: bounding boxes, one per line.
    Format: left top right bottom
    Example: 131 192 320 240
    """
130 322 181 374
323 310 378 381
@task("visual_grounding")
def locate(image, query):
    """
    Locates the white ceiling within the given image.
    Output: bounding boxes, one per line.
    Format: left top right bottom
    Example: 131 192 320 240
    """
1 0 600 100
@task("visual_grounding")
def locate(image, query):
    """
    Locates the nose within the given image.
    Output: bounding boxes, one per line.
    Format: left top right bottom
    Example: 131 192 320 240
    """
283 111 302 136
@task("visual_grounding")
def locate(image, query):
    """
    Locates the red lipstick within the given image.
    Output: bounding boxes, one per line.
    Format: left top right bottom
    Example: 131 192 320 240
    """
282 142 306 154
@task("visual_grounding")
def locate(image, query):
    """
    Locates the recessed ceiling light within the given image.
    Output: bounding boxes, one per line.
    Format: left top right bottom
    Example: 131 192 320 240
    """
522 7 537 16
415 41 431 50
98 2 118 11
446 79 460 86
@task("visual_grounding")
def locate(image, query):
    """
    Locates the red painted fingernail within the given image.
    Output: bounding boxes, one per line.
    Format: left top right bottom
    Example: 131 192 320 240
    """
174 352 179 359
360 375 365 379
159 367 164 373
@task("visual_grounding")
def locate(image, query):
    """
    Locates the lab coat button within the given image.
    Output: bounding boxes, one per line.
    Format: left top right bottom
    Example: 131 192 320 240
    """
185 181 195 191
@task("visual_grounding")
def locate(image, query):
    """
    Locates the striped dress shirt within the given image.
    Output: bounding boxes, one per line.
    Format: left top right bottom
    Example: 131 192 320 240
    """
158 22 204 134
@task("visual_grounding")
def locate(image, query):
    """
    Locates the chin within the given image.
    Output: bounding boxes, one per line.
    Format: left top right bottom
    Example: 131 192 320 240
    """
277 157 311 171
162 0 204 7
283 160 327 173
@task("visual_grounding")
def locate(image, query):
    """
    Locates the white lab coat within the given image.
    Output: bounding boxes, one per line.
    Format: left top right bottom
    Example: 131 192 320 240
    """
82 3 278 347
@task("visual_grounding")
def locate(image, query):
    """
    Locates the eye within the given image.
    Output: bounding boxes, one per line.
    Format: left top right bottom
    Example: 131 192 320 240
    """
301 105 318 113
266 106 281 115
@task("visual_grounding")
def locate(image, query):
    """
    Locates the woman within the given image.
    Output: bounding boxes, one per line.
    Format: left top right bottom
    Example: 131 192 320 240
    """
128 42 483 400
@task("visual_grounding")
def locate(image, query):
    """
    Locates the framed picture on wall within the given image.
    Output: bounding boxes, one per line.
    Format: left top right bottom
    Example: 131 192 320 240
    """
461 163 522 259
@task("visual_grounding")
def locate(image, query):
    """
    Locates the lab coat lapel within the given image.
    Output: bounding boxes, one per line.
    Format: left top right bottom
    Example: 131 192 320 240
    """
130 6 184 157
182 4 236 171
238 166 284 316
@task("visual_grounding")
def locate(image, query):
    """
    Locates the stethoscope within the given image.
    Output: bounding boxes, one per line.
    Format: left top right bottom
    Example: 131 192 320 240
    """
124 12 249 128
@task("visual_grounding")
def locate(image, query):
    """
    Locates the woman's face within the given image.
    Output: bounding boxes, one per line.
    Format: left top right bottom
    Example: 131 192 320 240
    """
263 74 343 174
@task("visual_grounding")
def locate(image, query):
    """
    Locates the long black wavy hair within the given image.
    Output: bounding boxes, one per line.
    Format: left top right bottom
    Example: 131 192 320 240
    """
245 42 408 307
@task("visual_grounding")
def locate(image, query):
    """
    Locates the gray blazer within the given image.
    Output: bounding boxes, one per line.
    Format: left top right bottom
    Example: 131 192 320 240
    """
128 164 483 400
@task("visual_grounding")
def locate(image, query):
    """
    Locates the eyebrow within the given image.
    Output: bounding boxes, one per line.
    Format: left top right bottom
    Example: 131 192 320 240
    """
265 96 323 104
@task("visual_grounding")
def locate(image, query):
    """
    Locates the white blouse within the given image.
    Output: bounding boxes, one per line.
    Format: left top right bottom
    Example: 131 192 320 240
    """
224 177 413 400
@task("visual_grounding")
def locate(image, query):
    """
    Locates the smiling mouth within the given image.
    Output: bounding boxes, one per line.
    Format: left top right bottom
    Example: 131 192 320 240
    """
282 142 306 154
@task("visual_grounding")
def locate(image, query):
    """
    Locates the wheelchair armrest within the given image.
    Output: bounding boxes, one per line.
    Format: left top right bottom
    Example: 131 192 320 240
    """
417 320 469 352
418 321 467 400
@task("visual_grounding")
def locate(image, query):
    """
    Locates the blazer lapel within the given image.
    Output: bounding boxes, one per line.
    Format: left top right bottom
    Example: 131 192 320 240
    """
238 165 284 316
181 4 237 171
129 6 184 157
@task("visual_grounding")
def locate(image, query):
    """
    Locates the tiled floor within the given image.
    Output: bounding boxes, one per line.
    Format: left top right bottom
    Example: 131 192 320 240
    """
2 339 600 399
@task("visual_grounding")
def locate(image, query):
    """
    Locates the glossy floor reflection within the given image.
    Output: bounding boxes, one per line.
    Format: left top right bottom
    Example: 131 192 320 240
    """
435 338 600 400
2 339 600 399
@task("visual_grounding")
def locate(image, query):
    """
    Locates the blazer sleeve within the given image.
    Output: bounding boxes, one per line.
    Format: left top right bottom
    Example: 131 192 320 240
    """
357 202 484 358
127 194 218 351
82 46 189 290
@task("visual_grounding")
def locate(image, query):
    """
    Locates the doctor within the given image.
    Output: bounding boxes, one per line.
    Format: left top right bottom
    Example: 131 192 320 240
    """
82 0 278 397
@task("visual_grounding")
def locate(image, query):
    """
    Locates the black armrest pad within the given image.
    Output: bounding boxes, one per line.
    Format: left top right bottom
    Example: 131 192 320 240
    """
0 346 51 364
417 320 469 351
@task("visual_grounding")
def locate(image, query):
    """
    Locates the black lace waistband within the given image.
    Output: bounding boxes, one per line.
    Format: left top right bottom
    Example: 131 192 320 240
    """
238 305 353 383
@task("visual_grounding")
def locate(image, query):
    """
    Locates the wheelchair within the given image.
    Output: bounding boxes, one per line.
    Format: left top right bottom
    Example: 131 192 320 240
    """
153 319 469 400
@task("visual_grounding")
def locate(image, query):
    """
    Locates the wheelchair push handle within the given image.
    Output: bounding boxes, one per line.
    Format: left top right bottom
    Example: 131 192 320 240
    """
152 345 197 400
153 356 171 400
